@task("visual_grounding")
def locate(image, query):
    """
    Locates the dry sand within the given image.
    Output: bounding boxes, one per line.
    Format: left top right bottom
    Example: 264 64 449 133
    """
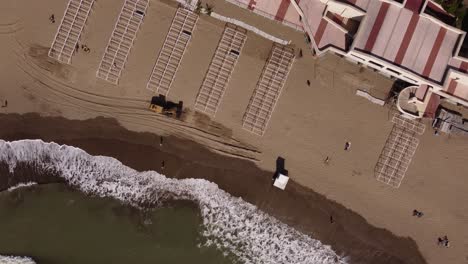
0 0 467 263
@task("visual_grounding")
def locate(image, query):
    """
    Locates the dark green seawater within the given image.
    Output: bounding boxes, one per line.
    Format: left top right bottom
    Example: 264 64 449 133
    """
0 184 235 264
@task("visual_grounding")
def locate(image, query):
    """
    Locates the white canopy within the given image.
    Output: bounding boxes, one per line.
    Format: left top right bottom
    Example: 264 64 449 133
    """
273 173 289 190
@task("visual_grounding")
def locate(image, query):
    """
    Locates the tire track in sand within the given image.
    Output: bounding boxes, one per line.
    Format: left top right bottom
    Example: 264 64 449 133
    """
12 42 261 161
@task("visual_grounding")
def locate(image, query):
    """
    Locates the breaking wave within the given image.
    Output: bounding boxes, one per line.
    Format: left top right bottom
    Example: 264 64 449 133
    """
0 256 35 264
0 140 348 264
7 182 37 192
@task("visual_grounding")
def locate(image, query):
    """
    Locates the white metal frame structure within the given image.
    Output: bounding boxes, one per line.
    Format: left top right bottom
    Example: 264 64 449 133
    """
146 8 198 95
391 114 426 135
194 24 247 117
375 114 426 188
48 0 94 64
242 44 295 136
96 0 149 84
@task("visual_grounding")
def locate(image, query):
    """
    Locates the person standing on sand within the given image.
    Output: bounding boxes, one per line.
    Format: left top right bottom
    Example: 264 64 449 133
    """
344 141 351 151
324 156 330 165
49 14 55 23
443 236 450 247
437 237 443 246
81 44 90 53
160 136 163 147
161 160 165 170
437 236 450 247
413 209 424 217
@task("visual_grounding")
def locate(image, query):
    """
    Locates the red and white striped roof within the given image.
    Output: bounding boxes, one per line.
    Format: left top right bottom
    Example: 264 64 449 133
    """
442 64 468 101
298 0 349 51
352 0 462 83
222 0 468 103
444 78 468 101
227 0 302 28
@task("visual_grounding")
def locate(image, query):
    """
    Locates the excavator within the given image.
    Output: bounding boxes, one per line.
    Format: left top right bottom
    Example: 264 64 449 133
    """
149 95 183 119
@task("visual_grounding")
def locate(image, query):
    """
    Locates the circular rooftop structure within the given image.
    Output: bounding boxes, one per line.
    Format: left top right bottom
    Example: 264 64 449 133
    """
397 86 423 119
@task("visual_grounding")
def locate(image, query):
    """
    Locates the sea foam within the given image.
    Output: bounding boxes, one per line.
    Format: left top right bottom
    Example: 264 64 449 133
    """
7 182 37 192
0 140 348 264
0 256 36 264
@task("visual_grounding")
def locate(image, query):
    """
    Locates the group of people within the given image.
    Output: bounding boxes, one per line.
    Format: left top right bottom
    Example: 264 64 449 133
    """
412 210 451 248
75 44 91 54
49 15 91 54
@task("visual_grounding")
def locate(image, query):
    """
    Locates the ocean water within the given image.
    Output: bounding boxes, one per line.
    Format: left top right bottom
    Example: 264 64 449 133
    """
0 140 348 264
0 184 233 264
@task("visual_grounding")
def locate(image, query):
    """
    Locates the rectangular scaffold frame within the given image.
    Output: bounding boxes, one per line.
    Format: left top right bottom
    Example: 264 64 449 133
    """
242 43 295 136
375 114 426 188
194 23 247 117
146 8 198 95
96 0 149 84
48 0 95 64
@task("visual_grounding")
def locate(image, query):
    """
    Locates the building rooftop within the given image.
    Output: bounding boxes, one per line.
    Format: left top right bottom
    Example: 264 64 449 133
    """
299 0 351 51
352 0 462 83
226 0 468 106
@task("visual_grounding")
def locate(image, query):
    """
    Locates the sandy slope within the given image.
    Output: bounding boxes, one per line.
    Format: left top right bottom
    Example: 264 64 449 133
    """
0 0 467 263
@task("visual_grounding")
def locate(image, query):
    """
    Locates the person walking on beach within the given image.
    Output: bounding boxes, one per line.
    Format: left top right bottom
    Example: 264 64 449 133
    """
161 160 165 170
306 80 311 86
1 100 8 108
412 209 424 217
324 156 330 165
437 237 443 246
437 236 450 247
160 136 163 147
344 141 351 151
81 44 90 53
49 14 55 23
443 236 449 247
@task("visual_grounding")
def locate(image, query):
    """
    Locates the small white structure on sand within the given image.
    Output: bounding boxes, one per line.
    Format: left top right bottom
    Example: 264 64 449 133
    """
273 173 289 190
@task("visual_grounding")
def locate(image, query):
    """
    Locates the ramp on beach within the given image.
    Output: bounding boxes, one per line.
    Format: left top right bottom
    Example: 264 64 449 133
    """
146 8 198 95
375 114 425 188
194 24 247 117
242 44 295 136
48 0 95 64
96 0 149 84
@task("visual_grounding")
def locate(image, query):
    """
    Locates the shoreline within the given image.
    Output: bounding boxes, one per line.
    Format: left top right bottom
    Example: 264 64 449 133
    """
0 113 426 264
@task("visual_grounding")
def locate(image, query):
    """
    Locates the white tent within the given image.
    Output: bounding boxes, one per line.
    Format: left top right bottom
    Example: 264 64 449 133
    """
273 173 289 190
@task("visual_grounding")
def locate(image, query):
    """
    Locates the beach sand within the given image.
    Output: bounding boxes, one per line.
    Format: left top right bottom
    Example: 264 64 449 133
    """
0 0 467 263
0 114 425 264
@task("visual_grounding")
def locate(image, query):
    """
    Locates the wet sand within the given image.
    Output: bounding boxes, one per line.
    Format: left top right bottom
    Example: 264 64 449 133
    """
0 113 425 264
